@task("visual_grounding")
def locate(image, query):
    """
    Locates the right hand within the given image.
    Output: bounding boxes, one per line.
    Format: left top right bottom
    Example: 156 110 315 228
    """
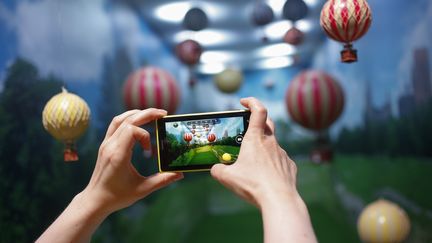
210 97 300 208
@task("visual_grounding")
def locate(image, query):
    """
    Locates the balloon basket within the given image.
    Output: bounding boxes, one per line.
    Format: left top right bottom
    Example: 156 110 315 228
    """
310 147 333 164
310 132 333 164
341 44 357 63
64 142 79 162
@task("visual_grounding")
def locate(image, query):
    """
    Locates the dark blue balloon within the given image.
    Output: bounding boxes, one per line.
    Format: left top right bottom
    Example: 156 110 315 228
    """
183 7 208 31
251 2 274 26
282 0 309 22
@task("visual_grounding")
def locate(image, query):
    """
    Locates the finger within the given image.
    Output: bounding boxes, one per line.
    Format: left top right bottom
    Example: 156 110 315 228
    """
125 108 167 127
211 164 258 207
137 172 184 197
265 117 275 135
105 110 140 139
210 163 230 184
114 124 151 151
240 97 267 133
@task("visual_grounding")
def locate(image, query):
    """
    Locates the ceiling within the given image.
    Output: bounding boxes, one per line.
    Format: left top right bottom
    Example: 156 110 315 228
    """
125 0 327 74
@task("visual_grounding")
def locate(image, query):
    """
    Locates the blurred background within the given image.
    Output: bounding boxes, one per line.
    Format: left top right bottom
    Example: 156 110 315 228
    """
0 0 431 242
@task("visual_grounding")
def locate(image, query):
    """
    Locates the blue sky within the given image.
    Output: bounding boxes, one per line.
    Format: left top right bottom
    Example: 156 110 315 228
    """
0 0 431 136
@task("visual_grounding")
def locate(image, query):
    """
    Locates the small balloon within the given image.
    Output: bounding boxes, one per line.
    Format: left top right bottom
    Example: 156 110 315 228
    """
214 68 243 94
283 27 304 46
282 0 308 22
207 133 216 142
173 123 178 128
183 7 208 31
251 2 274 26
183 133 193 142
175 39 202 66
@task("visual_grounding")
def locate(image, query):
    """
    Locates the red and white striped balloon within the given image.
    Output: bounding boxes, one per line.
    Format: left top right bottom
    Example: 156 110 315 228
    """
207 133 216 143
123 67 180 114
285 70 344 131
320 0 372 62
183 133 192 143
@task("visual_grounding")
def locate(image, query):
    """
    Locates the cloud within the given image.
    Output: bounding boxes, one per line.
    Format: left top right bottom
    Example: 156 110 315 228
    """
0 3 14 29
10 0 113 81
111 5 155 68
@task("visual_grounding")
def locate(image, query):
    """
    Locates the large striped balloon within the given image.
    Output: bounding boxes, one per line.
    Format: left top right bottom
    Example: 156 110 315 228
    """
320 0 372 62
357 199 411 243
123 67 180 114
285 70 344 131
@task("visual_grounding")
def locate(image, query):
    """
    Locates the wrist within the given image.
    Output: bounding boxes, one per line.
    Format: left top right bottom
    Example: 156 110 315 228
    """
72 190 113 221
258 190 308 215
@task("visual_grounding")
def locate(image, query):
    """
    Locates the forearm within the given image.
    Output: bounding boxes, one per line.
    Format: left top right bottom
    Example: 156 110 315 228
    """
36 192 110 243
260 193 317 243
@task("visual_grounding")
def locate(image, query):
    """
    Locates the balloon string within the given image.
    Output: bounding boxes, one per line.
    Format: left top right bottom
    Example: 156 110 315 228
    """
56 1 66 88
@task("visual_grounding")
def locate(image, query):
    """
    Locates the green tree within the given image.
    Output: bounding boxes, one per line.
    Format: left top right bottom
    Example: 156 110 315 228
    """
0 58 95 242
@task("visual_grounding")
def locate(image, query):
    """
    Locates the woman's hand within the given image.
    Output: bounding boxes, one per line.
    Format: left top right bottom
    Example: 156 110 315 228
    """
82 108 183 214
211 97 317 243
37 108 183 243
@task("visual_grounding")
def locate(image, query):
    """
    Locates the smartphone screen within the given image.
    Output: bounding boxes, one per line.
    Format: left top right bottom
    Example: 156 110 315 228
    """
156 110 250 172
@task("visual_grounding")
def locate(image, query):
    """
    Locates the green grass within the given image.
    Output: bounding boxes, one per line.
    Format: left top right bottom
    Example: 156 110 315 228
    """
189 150 218 164
96 155 432 243
170 145 240 166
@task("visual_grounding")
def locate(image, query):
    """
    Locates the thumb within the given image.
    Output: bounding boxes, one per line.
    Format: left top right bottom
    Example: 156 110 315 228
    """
210 163 229 184
137 172 184 197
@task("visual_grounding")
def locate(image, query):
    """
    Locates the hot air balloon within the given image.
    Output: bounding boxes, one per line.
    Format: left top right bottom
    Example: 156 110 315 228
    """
175 39 202 88
207 133 216 143
358 199 410 243
251 1 274 42
320 0 372 63
283 27 304 46
176 39 202 66
191 129 196 134
286 70 344 131
214 68 243 94
251 2 274 26
282 0 309 22
183 133 193 144
286 70 344 163
123 66 180 115
183 7 208 31
42 88 90 162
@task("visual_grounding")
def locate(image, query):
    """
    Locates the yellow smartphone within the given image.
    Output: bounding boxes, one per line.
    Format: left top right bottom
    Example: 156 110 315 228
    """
156 110 250 172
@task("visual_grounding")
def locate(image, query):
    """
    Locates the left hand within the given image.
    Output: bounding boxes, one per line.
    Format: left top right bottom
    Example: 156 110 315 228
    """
80 108 183 214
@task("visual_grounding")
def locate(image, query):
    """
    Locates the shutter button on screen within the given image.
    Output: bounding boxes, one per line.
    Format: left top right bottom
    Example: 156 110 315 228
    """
235 135 243 144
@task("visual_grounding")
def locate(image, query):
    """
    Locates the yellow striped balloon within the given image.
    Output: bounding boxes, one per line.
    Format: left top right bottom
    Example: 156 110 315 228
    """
214 68 243 94
42 88 90 161
357 199 411 243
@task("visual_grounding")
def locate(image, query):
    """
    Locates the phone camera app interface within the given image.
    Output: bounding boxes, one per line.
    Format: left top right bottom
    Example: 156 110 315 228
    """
164 116 245 168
